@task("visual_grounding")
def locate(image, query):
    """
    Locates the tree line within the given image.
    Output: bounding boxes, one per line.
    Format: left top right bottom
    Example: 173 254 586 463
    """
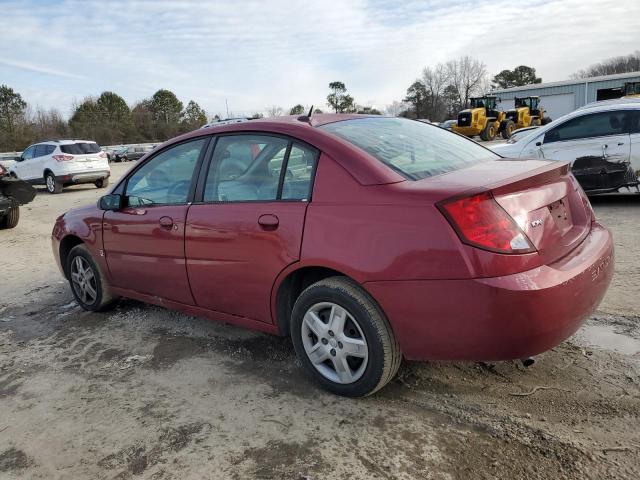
1 51 637 152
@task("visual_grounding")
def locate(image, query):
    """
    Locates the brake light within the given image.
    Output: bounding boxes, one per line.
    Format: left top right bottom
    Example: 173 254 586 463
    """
98 151 106 158
438 192 536 254
52 154 74 162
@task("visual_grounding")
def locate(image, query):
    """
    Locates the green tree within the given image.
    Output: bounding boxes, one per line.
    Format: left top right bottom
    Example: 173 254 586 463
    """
492 65 542 89
132 99 155 142
96 91 133 144
69 97 100 141
404 81 428 118
327 81 355 113
181 100 207 131
289 104 305 115
151 89 183 139
0 85 28 150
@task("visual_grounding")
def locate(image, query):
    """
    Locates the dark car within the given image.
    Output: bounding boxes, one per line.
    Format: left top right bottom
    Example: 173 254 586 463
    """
0 163 36 229
114 146 153 162
52 115 614 397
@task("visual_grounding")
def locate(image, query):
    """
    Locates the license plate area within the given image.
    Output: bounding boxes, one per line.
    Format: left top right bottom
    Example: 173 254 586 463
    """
548 198 572 235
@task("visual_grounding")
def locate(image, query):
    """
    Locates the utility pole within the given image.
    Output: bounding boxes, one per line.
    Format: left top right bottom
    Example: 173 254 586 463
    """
225 99 229 118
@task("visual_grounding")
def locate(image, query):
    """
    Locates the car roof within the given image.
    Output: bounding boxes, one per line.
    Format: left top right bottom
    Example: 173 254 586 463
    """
578 98 640 110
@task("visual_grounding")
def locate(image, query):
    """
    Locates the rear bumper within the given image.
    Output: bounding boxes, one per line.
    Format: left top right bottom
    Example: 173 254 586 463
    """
365 223 614 361
59 170 110 184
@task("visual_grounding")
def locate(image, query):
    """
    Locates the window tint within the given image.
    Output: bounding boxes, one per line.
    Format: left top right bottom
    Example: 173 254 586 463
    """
204 135 289 202
545 111 629 143
60 142 101 154
630 110 640 134
34 144 49 158
125 138 206 206
21 146 35 160
281 144 317 200
319 117 497 180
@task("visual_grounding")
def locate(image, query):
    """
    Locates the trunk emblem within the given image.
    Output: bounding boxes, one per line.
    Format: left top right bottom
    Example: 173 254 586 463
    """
530 219 543 228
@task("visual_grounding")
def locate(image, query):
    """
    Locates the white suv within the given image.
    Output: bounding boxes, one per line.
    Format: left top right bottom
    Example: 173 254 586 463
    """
10 140 111 194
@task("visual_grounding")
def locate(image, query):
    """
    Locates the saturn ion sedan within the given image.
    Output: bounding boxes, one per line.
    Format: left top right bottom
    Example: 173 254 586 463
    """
52 115 614 397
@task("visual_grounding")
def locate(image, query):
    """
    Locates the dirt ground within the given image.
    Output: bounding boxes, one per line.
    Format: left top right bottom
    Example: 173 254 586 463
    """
1 162 639 479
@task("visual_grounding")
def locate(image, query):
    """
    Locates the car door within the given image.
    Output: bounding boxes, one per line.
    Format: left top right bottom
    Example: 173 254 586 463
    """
14 145 36 180
102 137 209 304
185 134 318 323
33 144 50 179
629 110 640 174
539 109 631 191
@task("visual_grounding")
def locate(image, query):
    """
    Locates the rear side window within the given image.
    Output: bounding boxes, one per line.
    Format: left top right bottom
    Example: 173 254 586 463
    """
544 110 629 143
319 117 497 180
34 144 49 157
60 142 100 154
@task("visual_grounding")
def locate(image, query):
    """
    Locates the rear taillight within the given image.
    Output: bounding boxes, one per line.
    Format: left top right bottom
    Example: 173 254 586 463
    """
98 151 106 158
438 191 536 254
52 154 74 162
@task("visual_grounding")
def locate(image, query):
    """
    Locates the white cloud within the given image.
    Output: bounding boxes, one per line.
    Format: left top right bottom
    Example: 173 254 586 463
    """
0 0 638 116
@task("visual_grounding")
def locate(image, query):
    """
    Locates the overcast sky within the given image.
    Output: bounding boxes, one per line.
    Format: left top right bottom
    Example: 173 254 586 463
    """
1 0 639 117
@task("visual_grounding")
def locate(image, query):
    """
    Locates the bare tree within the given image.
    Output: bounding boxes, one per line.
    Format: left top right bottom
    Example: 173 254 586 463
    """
266 105 284 117
384 100 408 117
445 56 488 108
422 64 449 120
572 50 640 78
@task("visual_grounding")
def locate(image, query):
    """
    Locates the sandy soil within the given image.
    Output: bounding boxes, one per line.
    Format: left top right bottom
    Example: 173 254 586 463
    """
0 163 639 479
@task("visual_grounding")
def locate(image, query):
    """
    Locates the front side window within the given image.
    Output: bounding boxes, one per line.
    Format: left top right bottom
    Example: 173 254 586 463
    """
544 110 629 143
204 135 289 202
21 145 35 161
125 138 206 206
319 117 498 180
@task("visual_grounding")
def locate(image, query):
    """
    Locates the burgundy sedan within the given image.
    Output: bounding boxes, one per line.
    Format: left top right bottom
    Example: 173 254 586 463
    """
52 115 614 397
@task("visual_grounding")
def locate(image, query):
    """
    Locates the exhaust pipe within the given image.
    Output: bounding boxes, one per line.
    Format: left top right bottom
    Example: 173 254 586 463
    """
521 357 535 368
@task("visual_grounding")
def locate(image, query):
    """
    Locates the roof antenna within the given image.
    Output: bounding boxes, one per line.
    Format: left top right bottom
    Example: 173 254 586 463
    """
297 105 314 125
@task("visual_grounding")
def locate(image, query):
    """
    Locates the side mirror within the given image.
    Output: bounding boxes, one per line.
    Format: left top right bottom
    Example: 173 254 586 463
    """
98 194 123 211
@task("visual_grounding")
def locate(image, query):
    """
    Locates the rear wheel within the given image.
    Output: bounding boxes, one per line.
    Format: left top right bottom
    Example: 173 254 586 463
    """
45 172 63 194
0 197 19 229
67 244 116 311
95 177 109 189
291 276 401 397
501 120 516 139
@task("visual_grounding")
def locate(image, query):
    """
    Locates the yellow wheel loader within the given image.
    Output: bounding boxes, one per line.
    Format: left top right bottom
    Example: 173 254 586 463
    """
504 96 552 134
451 96 507 141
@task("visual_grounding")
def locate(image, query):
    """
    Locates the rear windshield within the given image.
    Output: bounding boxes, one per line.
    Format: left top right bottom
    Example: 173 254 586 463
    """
319 117 498 180
60 142 100 155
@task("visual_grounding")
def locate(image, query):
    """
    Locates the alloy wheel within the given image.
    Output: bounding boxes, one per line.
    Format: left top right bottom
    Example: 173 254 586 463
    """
46 175 55 192
301 302 368 384
70 256 98 305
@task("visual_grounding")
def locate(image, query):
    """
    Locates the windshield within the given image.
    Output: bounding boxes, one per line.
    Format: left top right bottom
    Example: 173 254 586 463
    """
319 117 498 180
60 142 100 155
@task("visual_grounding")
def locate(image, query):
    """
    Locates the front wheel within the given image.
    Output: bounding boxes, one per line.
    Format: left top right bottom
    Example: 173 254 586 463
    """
501 120 516 139
291 277 401 397
67 244 116 311
0 197 19 229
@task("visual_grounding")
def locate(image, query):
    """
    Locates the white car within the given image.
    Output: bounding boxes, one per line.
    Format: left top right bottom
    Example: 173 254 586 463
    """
491 102 640 194
10 140 110 194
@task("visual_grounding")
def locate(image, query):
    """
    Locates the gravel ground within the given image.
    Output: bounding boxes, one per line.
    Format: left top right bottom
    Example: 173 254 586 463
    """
0 162 639 479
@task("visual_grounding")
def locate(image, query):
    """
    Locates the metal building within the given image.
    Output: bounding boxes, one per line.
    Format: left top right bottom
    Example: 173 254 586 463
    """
491 71 640 121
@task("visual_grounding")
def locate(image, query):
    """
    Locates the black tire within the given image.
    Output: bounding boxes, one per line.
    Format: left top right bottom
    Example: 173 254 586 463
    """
66 244 117 312
45 172 63 194
290 276 401 397
479 121 496 141
501 120 516 139
95 177 109 189
122 156 128 162
0 197 19 229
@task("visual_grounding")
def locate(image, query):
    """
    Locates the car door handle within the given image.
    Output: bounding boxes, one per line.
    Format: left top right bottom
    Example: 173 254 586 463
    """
159 216 174 230
602 144 608 158
618 142 625 146
258 214 279 229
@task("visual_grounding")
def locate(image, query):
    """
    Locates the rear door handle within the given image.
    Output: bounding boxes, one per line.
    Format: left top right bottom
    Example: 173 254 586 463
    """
258 214 279 229
159 216 174 230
